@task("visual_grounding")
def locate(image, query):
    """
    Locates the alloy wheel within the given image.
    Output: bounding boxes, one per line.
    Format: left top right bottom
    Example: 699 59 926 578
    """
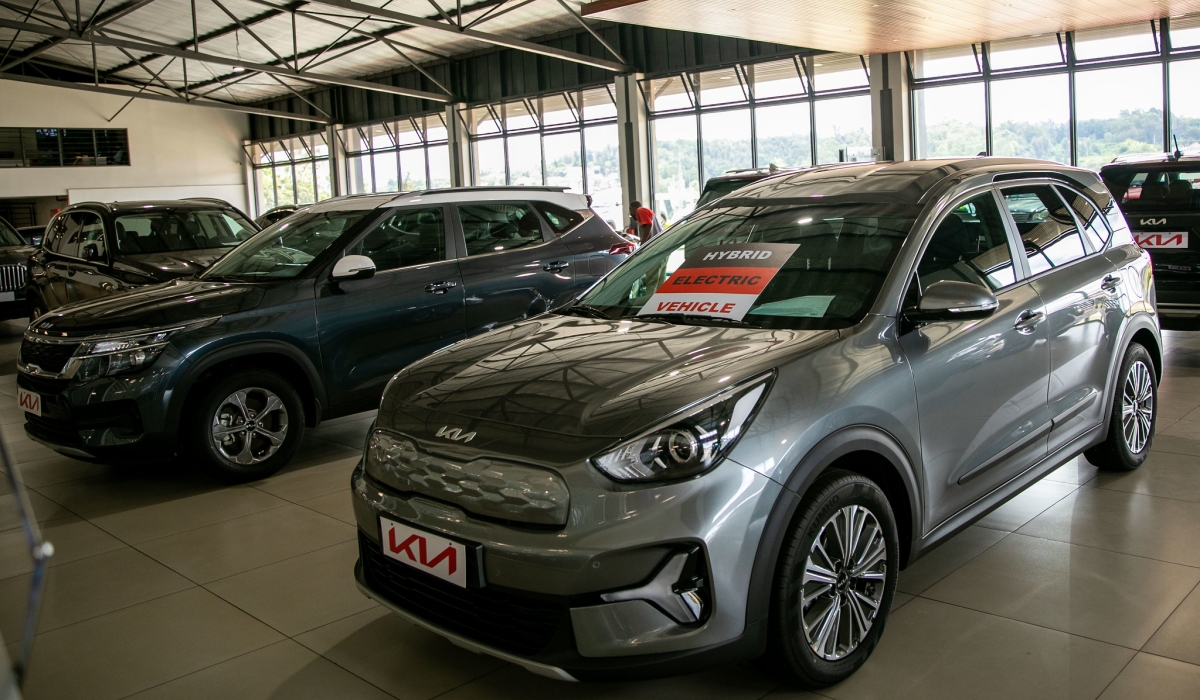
1121 360 1154 455
800 504 887 661
210 387 289 465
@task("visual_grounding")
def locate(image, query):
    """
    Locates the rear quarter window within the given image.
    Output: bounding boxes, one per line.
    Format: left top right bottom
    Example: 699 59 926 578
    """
533 201 586 235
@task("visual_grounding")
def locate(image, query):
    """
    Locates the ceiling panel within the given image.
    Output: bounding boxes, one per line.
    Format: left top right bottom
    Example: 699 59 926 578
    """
582 0 1200 54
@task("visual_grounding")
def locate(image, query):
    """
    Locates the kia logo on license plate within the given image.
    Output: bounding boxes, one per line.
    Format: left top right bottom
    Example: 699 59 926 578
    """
380 517 469 587
1136 232 1188 249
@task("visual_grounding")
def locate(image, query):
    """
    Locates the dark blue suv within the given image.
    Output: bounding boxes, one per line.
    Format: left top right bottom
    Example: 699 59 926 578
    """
15 188 632 480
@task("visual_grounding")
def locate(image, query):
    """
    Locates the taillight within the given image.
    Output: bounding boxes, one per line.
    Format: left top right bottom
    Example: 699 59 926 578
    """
608 242 637 256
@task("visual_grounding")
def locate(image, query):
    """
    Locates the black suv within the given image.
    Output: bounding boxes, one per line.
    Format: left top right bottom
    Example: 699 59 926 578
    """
1100 152 1200 328
0 216 33 319
27 200 259 318
16 188 631 480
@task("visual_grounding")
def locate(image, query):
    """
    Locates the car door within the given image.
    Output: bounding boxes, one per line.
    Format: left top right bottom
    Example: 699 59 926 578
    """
452 201 578 337
29 215 66 311
899 188 1052 529
43 213 86 309
1000 183 1126 454
62 210 120 304
316 205 465 412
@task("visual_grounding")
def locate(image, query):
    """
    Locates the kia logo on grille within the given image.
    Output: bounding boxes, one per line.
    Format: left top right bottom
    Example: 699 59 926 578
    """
389 528 457 576
436 425 476 442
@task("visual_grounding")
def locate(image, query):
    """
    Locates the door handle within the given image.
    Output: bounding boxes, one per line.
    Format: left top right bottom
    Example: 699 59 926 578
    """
1101 274 1120 292
1014 309 1044 334
543 261 569 273
425 281 458 294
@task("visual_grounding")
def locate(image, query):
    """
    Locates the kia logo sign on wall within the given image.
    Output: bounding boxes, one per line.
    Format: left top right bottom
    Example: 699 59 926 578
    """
380 517 468 587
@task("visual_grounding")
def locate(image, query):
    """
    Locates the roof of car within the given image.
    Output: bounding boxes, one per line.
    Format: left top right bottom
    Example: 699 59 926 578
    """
1100 151 1200 168
719 157 1093 206
302 186 590 213
66 200 244 213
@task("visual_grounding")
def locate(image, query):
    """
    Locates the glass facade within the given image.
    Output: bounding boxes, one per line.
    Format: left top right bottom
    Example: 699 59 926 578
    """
644 54 873 224
911 16 1200 166
250 133 333 216
343 113 451 195
466 87 623 229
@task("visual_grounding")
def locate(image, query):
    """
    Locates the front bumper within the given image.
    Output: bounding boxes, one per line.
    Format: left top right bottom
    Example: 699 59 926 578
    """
351 453 782 680
16 364 178 461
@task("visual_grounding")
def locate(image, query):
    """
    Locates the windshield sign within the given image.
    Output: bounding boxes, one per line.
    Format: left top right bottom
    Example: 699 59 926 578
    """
638 243 799 321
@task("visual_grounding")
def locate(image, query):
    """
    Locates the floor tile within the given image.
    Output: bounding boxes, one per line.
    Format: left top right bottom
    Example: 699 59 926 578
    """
976 479 1078 532
1144 433 1200 458
890 592 915 613
1041 456 1100 485
1158 418 1200 439
1097 653 1200 700
8 453 108 488
206 541 376 636
1094 450 1200 503
124 639 394 700
438 662 777 700
922 533 1200 648
0 547 193 639
137 504 355 583
309 417 375 450
1143 584 1200 666
1018 487 1200 567
823 598 1133 700
299 490 357 525
0 487 74 531
33 469 218 517
250 454 361 503
0 516 124 580
17 587 282 700
897 526 1007 595
295 607 504 700
89 486 290 544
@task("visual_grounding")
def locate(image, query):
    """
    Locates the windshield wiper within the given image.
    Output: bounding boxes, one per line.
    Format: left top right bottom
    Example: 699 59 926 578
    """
633 313 752 327
561 303 612 320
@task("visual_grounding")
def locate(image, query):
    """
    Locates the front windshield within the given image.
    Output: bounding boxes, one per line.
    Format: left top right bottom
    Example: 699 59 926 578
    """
0 218 24 247
575 203 918 330
202 210 370 280
114 209 257 253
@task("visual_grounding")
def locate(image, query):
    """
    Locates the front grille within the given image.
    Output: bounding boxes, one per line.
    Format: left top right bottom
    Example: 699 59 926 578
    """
359 532 568 656
25 413 82 447
0 264 25 293
19 339 79 374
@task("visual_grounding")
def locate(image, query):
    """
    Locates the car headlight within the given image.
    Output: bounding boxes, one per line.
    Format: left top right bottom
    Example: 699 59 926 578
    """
68 318 218 380
592 373 772 482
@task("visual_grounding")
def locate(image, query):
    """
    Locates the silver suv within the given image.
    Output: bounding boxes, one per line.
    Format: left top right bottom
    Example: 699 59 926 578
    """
350 159 1160 687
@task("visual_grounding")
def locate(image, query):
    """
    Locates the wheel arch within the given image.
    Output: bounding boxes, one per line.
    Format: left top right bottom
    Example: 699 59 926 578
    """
1094 314 1162 446
167 341 326 441
743 425 921 632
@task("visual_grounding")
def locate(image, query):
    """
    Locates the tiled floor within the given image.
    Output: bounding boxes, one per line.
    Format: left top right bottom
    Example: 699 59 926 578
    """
2 319 1200 699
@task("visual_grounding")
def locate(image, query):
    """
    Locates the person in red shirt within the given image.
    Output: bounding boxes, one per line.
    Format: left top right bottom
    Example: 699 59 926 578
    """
630 201 656 244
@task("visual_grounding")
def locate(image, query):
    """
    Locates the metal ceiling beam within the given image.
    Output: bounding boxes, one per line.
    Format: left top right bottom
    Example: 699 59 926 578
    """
0 0 158 71
0 71 330 121
0 17 453 100
301 0 629 71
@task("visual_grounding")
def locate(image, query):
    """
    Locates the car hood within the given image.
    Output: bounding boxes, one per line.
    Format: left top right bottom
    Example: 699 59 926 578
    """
31 279 265 335
379 314 838 458
117 249 231 280
0 246 33 264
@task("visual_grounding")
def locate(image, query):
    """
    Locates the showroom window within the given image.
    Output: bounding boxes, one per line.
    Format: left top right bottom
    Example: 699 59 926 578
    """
0 127 130 167
910 15 1200 167
465 86 623 229
644 53 872 224
343 113 451 196
250 133 333 216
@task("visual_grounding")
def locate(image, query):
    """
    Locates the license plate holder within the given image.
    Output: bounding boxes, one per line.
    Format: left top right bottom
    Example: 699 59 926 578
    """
379 516 484 588
16 387 41 416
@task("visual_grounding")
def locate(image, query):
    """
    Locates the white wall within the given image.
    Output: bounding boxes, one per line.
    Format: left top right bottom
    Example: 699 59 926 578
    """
0 81 249 211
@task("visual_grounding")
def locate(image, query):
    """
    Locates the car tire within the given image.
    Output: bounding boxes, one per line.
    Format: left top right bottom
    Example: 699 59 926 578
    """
1085 342 1157 472
764 469 899 688
188 369 305 482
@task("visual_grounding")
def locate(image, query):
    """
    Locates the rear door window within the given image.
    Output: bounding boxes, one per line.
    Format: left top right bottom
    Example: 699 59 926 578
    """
458 203 546 256
1001 185 1088 275
1056 186 1111 252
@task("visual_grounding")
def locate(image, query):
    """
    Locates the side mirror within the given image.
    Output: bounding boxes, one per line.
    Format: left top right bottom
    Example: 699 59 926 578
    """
82 243 100 261
909 280 999 322
330 254 376 283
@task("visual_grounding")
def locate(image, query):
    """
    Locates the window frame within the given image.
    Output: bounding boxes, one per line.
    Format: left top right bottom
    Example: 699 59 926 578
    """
996 179 1098 280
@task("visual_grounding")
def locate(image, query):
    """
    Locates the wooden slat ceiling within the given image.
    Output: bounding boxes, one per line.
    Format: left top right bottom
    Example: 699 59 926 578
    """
581 0 1200 54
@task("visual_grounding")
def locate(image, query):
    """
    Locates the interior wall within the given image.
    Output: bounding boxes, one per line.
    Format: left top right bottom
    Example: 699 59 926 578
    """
0 82 250 212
